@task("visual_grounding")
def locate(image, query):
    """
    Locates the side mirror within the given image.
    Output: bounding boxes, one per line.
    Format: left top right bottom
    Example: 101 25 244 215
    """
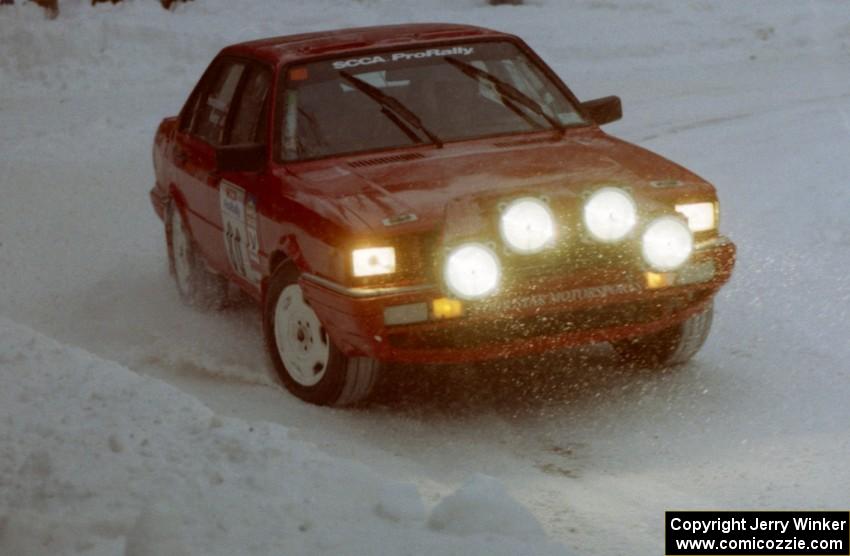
216 143 266 173
581 96 622 126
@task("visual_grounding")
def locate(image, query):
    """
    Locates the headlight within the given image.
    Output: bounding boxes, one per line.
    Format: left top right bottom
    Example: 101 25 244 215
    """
443 243 501 300
583 187 637 242
642 216 693 271
499 197 556 254
352 247 396 277
675 201 717 232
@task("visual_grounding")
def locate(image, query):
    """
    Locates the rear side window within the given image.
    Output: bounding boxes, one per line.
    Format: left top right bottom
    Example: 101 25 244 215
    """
228 67 271 145
192 60 246 146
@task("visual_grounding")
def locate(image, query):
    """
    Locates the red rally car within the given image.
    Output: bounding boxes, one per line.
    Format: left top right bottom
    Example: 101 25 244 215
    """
151 23 736 406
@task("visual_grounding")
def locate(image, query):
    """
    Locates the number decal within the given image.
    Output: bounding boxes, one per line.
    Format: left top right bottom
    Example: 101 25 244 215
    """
219 180 261 285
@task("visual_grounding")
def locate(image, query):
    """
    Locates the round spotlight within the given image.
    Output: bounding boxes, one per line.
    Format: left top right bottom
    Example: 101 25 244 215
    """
583 187 637 242
499 197 556 254
642 216 693 271
443 243 501 300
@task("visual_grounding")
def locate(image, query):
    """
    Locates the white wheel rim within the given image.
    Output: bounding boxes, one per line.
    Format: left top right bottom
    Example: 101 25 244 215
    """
274 284 330 387
171 208 192 297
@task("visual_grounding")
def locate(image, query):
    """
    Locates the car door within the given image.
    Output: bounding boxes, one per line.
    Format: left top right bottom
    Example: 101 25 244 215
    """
213 62 273 290
172 57 248 272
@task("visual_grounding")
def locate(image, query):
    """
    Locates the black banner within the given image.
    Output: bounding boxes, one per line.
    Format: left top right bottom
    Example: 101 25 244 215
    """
666 511 849 555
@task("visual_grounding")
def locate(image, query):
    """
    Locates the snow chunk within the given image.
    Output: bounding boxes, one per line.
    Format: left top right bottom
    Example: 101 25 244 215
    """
428 474 546 540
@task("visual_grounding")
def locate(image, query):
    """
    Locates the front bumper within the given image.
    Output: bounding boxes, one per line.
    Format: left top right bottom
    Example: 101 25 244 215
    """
301 237 736 364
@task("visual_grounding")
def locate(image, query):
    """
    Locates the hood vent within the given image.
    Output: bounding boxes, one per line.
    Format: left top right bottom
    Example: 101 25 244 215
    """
348 152 425 168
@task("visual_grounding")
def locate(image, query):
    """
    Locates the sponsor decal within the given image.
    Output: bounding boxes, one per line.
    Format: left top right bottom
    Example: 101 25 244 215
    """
484 282 641 313
244 196 260 267
332 46 474 70
219 181 261 285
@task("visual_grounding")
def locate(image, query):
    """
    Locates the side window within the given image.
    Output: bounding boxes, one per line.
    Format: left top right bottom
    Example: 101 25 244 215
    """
228 67 271 145
178 62 217 132
192 60 246 146
179 88 202 132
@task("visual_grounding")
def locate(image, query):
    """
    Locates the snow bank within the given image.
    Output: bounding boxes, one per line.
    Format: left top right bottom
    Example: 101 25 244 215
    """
0 317 570 555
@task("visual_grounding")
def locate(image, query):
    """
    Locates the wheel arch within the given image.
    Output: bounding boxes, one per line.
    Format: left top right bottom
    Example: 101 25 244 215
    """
264 235 305 299
164 185 200 266
268 249 291 276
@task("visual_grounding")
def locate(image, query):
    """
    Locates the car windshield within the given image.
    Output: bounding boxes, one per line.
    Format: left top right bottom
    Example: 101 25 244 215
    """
278 40 587 161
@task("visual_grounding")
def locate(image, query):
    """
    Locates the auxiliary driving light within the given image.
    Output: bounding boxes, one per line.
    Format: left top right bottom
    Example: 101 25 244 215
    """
642 216 693 271
443 243 501 300
499 197 556 254
583 187 637 242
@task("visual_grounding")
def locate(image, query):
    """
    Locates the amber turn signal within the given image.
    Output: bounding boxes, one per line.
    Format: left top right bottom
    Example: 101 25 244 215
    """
645 271 676 290
432 297 463 319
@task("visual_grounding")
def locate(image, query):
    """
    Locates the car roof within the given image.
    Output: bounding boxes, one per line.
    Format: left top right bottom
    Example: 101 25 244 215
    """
221 23 514 66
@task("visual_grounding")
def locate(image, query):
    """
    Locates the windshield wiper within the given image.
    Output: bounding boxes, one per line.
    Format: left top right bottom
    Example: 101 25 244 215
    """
444 56 565 134
339 71 443 148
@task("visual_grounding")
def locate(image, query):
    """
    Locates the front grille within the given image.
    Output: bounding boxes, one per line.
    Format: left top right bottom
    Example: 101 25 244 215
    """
386 294 699 350
430 239 644 294
504 241 642 283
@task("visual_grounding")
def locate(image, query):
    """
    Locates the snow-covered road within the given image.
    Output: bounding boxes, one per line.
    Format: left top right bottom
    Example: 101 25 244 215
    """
2 1 849 554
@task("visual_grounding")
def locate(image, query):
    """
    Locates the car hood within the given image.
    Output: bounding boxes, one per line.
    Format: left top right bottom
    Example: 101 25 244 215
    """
282 128 715 236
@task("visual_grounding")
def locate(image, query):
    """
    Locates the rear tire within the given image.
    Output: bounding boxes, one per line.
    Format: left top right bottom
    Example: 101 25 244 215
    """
612 303 714 368
166 201 227 309
263 263 381 406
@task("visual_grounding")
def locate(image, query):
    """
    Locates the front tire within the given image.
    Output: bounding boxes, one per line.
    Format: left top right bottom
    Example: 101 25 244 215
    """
263 263 381 406
166 201 227 309
612 303 714 368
